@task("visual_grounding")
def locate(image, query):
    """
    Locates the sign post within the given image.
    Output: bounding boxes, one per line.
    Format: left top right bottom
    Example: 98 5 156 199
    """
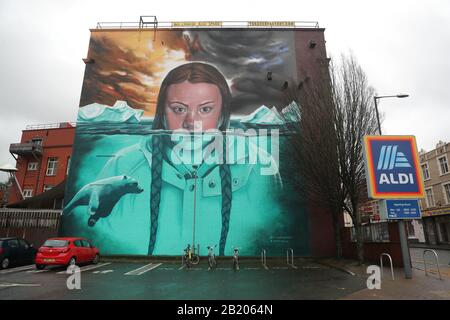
363 136 425 279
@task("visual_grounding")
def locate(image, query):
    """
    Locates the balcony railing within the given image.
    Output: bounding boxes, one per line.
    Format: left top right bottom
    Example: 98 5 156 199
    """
9 142 43 157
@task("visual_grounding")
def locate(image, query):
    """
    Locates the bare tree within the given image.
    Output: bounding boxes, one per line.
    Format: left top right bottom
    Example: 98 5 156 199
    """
281 53 378 263
332 54 379 263
281 71 345 259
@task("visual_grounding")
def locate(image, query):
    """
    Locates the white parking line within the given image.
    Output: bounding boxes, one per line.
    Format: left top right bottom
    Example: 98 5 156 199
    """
26 269 49 274
0 283 41 287
56 262 111 274
124 263 162 276
124 263 153 275
92 270 113 274
0 265 35 274
101 270 113 274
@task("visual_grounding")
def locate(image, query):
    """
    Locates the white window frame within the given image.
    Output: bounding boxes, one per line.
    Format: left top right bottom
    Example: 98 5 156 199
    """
46 157 58 176
442 183 450 205
43 185 54 192
66 157 71 175
425 187 435 208
421 162 430 181
27 162 38 171
437 155 449 176
23 189 33 198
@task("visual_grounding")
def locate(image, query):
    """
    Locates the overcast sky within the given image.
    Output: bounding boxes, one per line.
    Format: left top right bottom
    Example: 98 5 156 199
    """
1 0 449 182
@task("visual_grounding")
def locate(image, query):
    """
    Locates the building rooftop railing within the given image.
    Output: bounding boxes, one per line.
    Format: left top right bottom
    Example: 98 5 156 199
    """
96 19 320 30
25 122 76 131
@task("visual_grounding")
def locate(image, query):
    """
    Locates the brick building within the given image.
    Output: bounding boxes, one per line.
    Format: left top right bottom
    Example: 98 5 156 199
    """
419 140 450 245
7 122 75 206
0 182 7 207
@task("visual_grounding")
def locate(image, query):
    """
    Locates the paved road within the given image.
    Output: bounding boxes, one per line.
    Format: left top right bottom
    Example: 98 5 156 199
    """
410 247 450 266
0 259 366 300
410 247 450 278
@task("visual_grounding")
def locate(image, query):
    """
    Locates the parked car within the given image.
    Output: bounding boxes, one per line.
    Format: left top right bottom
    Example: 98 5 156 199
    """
35 237 100 270
0 237 37 269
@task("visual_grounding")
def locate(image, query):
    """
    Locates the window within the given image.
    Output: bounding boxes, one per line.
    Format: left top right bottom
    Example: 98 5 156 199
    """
437 156 449 175
438 223 449 243
370 223 390 242
19 239 30 249
31 138 42 145
23 189 33 198
351 223 389 242
425 188 435 208
27 162 38 171
443 183 450 204
43 185 54 192
42 240 68 247
363 225 372 241
74 240 83 247
66 157 71 175
421 163 430 180
81 240 91 248
436 216 450 244
424 220 437 245
406 221 416 238
8 239 19 248
46 157 58 176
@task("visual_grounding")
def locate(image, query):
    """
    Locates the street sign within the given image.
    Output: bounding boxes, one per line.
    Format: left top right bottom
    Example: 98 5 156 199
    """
379 199 421 220
363 135 424 199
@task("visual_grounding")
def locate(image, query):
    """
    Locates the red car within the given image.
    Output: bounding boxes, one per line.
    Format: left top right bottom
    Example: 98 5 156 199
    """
35 237 100 270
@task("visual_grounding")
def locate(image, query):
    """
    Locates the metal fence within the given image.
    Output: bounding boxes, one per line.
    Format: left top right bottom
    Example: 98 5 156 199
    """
0 209 61 229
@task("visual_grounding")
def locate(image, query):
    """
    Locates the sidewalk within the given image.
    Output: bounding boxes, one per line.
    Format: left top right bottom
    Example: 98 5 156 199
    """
318 258 450 300
410 243 450 251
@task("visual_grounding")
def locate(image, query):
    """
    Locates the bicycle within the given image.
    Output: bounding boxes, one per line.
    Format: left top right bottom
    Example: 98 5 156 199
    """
207 245 217 270
232 247 239 271
183 244 200 269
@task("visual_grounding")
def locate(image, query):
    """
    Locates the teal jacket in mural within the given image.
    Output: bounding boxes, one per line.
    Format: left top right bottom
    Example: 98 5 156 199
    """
64 134 286 256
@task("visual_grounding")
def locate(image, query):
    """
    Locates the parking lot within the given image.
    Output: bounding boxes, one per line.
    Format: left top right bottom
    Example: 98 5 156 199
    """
0 258 367 300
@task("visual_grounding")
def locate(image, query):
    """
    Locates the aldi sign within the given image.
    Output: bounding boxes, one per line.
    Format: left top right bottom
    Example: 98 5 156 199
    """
363 136 425 199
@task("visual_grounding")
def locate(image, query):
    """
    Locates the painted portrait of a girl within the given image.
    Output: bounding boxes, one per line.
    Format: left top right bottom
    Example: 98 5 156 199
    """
63 62 286 256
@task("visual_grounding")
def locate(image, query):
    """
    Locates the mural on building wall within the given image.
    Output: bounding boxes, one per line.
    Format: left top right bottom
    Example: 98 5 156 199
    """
61 29 308 256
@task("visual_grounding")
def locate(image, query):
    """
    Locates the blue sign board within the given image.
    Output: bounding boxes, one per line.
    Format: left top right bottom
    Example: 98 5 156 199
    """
379 199 421 220
363 136 424 199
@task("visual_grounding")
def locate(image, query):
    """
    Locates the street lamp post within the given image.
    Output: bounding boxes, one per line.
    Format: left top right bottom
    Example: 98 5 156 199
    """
373 94 413 279
374 94 409 135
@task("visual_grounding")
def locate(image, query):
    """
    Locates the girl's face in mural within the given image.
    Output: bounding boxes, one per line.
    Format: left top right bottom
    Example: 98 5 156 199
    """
164 81 223 131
